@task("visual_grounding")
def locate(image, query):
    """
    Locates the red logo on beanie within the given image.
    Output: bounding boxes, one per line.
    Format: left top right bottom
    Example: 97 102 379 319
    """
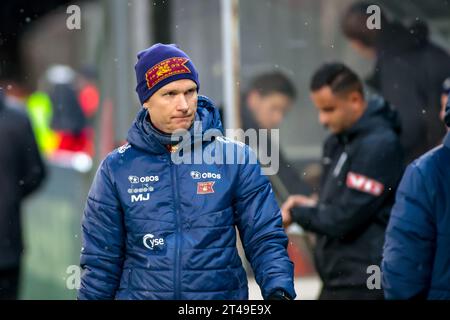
145 57 191 90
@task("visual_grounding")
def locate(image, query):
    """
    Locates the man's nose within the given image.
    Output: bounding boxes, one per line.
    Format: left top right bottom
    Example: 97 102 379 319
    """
176 94 189 112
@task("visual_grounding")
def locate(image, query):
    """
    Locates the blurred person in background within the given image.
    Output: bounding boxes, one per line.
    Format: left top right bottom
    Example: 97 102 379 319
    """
46 65 92 156
341 1 450 164
239 72 316 279
0 89 46 300
240 71 312 200
281 63 404 299
382 92 450 299
24 65 99 173
78 43 295 300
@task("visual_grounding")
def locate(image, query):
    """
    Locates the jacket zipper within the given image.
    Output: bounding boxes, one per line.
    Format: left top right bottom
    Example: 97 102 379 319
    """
169 156 182 299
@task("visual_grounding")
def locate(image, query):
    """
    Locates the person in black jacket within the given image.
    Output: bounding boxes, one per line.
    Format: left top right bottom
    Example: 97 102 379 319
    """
281 63 404 299
0 91 46 299
341 2 450 164
381 98 450 300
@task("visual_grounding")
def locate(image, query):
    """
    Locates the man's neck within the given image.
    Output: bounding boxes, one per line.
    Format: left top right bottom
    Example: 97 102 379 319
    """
146 113 171 136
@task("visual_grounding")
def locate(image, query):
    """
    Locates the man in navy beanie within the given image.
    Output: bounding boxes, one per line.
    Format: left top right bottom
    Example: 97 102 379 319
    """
135 43 200 106
382 92 450 299
78 43 296 300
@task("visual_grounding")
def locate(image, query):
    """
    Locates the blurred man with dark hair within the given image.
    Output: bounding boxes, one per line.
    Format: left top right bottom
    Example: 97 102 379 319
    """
244 72 297 130
281 63 404 299
382 87 450 300
241 71 311 199
341 1 450 164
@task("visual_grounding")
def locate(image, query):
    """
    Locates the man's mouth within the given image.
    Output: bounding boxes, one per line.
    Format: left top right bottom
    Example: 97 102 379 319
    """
172 114 192 120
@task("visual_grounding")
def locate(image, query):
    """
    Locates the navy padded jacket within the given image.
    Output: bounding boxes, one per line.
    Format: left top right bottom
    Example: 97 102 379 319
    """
383 133 450 299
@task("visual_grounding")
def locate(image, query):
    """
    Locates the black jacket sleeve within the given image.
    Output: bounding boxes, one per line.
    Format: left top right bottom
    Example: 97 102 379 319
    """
233 145 296 300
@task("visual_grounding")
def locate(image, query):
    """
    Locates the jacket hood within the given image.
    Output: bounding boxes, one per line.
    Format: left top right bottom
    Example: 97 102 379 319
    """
341 95 402 141
127 95 224 154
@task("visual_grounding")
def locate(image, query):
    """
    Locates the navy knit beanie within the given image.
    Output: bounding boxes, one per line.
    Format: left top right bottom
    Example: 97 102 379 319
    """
135 43 200 105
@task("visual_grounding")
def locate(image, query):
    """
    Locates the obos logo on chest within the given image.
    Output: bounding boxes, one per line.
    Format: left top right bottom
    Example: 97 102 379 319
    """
128 175 159 183
190 171 221 180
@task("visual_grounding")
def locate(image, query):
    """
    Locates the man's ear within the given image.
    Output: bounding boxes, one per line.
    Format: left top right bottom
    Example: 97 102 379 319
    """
348 91 364 108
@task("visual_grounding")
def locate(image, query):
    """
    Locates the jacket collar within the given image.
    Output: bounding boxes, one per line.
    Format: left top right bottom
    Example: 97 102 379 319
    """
336 95 400 144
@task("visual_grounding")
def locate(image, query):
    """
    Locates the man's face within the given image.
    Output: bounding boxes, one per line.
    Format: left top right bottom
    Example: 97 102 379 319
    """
310 86 362 134
247 91 293 129
441 93 448 122
143 79 198 133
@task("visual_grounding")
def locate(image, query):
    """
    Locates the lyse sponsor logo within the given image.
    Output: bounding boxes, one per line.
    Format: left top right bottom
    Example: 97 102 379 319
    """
128 175 159 184
143 234 165 250
131 193 150 203
346 172 384 196
197 181 215 194
190 171 221 180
